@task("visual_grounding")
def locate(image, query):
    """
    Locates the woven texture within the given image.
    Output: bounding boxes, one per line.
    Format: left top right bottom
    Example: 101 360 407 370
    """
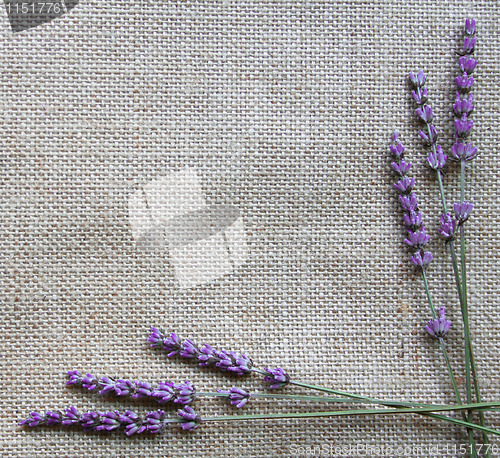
1 1 499 456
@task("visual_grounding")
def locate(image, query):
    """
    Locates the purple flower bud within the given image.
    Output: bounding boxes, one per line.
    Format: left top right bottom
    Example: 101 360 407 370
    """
412 87 428 105
180 339 199 358
399 193 418 212
174 381 196 405
389 142 405 158
152 382 176 403
454 202 474 225
96 411 121 431
426 307 451 338
218 387 251 409
451 141 478 161
80 411 101 432
163 332 182 357
455 114 473 138
264 367 291 389
392 160 412 176
198 343 216 366
132 381 153 399
82 373 98 391
462 36 476 55
115 379 135 396
177 406 202 431
227 352 253 375
409 70 426 87
465 18 476 36
394 176 415 194
404 228 430 249
66 370 83 386
145 410 167 434
418 125 438 145
403 209 423 230
427 145 447 170
61 406 81 426
147 327 165 348
19 411 46 427
120 410 147 436
45 411 63 426
453 93 474 117
459 56 477 74
456 72 474 92
415 105 433 123
410 250 433 269
98 376 117 395
439 213 456 241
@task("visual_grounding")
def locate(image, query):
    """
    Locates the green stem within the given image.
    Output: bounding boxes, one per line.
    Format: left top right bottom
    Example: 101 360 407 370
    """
201 403 500 437
460 159 489 452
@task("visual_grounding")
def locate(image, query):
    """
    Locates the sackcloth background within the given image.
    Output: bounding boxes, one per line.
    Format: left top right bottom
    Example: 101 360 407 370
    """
0 1 499 457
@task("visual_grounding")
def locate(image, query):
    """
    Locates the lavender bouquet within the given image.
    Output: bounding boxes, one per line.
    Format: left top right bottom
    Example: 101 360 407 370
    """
19 18 499 455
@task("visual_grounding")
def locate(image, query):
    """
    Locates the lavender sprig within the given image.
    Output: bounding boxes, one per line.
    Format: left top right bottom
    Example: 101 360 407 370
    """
19 406 196 435
148 328 253 375
66 370 196 405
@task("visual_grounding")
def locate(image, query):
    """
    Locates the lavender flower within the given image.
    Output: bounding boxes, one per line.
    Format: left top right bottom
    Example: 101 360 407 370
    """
455 114 473 138
455 73 474 92
411 86 428 105
80 412 101 432
120 410 147 435
410 251 433 269
427 145 447 171
148 327 182 357
67 371 196 405
19 411 48 427
177 406 202 431
404 228 430 249
418 125 438 146
415 105 433 123
454 202 474 225
462 36 476 55
453 93 474 117
264 367 290 389
409 70 426 87
218 387 251 408
96 411 122 432
61 406 81 425
144 410 168 434
426 307 451 338
439 213 456 242
451 142 478 162
458 56 477 74
149 328 253 375
465 18 476 36
390 132 433 268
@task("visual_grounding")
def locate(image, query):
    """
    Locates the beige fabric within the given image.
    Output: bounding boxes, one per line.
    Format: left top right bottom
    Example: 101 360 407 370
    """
1 1 499 456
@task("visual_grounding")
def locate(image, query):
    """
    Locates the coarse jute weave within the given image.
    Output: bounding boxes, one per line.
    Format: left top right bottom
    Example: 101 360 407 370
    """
1 1 499 457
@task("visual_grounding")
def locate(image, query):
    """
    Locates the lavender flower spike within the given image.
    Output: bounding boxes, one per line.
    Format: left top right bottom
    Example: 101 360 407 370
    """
439 214 456 242
149 329 253 375
177 406 202 431
218 387 251 408
67 371 196 405
264 367 291 389
454 202 474 225
410 251 433 270
426 307 451 338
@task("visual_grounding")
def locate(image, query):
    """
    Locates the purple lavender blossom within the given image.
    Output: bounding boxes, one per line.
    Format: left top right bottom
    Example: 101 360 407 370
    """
409 70 426 87
145 410 167 434
82 373 98 390
392 160 412 176
149 328 253 375
465 18 476 36
426 307 451 338
96 411 121 432
264 367 291 389
462 36 476 55
68 371 196 405
66 370 83 386
152 382 176 403
418 125 438 146
456 73 474 92
399 193 418 212
19 411 47 427
403 209 423 231
147 327 183 357
404 228 430 249
455 114 473 138
439 214 456 242
80 411 101 432
458 56 477 74
415 105 433 123
454 202 474 225
412 86 428 105
394 176 415 194
427 145 447 170
453 93 474 117
451 142 478 162
61 406 81 426
410 251 433 269
218 387 251 409
177 406 202 431
120 410 147 435
173 381 197 405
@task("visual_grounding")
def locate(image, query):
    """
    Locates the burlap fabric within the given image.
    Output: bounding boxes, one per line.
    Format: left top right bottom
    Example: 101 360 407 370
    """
1 1 499 457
